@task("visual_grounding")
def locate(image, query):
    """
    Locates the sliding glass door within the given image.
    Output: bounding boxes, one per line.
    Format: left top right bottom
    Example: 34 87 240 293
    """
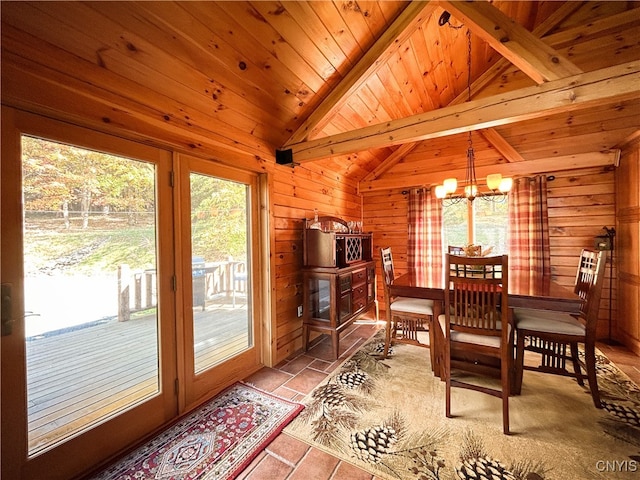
1 110 177 480
1 111 266 479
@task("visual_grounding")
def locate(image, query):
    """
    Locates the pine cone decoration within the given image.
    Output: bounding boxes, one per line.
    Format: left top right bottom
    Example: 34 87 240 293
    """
371 342 393 356
350 425 398 464
456 457 517 480
312 383 347 408
602 400 640 427
337 370 369 389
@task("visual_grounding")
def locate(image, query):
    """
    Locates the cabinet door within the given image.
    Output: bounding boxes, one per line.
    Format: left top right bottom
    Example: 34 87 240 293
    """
351 268 367 314
337 273 352 324
338 293 352 324
306 273 332 322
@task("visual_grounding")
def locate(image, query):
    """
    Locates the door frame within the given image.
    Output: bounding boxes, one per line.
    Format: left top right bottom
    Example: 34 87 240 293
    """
1 107 178 480
174 152 266 411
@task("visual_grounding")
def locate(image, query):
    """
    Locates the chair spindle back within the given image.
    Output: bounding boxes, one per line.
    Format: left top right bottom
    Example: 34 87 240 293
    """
446 255 508 338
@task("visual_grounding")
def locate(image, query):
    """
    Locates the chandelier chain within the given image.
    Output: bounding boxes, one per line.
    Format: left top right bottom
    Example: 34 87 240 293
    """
466 28 478 200
467 28 472 103
434 13 512 204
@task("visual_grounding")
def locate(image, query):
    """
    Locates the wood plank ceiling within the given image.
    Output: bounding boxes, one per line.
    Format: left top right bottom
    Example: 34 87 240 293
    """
2 1 639 189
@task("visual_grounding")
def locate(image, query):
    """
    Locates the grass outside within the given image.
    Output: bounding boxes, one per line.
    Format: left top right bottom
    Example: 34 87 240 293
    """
24 215 157 276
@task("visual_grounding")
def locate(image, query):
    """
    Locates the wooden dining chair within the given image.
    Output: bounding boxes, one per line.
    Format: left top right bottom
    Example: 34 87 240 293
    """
439 254 513 434
380 247 433 358
513 249 606 408
447 246 466 276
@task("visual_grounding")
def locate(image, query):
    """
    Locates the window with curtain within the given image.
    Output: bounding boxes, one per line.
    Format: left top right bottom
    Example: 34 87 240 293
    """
442 199 508 254
408 178 548 289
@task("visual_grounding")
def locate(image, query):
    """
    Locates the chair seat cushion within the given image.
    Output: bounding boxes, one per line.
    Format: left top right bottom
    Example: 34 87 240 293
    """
437 315 503 348
513 308 585 336
391 297 434 316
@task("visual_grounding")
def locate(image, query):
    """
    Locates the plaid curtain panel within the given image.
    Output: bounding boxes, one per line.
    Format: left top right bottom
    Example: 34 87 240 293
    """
507 176 551 292
408 188 443 285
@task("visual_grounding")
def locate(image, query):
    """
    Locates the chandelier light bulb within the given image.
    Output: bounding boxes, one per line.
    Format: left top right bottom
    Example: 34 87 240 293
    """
435 184 446 199
443 177 458 194
499 177 513 192
486 173 503 191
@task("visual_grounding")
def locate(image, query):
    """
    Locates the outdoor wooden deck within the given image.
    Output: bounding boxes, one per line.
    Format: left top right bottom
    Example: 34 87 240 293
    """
25 297 249 454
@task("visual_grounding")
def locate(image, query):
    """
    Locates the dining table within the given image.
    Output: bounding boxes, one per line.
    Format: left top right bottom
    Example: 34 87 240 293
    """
390 268 584 378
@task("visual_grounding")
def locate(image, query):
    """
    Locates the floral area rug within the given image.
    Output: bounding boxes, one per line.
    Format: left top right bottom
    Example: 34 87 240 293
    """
92 382 303 480
284 330 640 480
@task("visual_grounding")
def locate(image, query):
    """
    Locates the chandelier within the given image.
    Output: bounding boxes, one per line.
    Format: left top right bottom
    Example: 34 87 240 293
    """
434 22 512 204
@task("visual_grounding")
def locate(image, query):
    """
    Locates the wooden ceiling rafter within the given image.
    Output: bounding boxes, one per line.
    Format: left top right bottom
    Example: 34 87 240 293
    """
449 1 586 102
361 143 417 181
286 60 640 163
440 0 583 84
362 0 584 183
479 128 526 163
283 1 437 147
352 2 637 191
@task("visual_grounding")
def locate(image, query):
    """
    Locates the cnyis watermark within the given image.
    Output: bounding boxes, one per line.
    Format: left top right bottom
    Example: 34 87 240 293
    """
595 460 638 473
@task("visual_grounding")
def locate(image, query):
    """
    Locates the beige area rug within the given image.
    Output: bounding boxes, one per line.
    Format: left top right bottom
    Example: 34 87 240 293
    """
284 330 640 480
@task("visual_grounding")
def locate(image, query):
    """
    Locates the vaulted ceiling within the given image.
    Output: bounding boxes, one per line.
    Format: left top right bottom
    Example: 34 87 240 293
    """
2 1 639 191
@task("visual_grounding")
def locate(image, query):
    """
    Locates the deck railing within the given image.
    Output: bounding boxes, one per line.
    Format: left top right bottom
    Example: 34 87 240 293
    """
117 258 247 321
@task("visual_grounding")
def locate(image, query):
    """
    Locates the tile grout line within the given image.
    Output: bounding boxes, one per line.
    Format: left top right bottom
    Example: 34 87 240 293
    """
283 446 314 480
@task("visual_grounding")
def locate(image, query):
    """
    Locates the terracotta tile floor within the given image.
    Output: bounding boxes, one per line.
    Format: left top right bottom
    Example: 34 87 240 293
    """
237 318 639 480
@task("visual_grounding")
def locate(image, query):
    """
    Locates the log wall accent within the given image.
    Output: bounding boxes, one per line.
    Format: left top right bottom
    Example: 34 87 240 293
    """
616 138 640 355
361 166 617 338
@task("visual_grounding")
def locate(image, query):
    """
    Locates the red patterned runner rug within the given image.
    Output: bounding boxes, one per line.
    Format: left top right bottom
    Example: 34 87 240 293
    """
92 382 304 480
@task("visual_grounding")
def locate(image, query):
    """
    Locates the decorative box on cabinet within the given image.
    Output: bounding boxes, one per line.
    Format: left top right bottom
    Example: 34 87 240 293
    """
302 216 377 359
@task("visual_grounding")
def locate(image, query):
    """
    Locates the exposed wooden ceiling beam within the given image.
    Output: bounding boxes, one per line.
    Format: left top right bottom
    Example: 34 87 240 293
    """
479 128 526 163
448 0 584 163
359 151 619 192
460 1 585 97
364 0 583 181
285 61 640 163
440 0 583 83
543 7 640 50
283 1 437 146
618 129 640 149
361 143 417 182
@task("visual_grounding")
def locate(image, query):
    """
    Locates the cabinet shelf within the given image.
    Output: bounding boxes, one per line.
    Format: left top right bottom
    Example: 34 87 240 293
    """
301 216 377 359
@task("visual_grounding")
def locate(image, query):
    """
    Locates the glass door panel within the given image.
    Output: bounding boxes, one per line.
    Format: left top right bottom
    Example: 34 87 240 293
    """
307 275 331 321
21 136 161 455
190 173 252 373
178 153 262 408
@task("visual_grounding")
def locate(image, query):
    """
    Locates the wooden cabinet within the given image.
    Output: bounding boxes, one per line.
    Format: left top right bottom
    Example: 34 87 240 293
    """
302 216 377 359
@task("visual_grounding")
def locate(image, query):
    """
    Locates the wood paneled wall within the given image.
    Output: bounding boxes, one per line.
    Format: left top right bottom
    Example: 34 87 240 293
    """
361 167 617 338
548 166 617 341
362 187 410 307
616 138 640 355
271 161 362 364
